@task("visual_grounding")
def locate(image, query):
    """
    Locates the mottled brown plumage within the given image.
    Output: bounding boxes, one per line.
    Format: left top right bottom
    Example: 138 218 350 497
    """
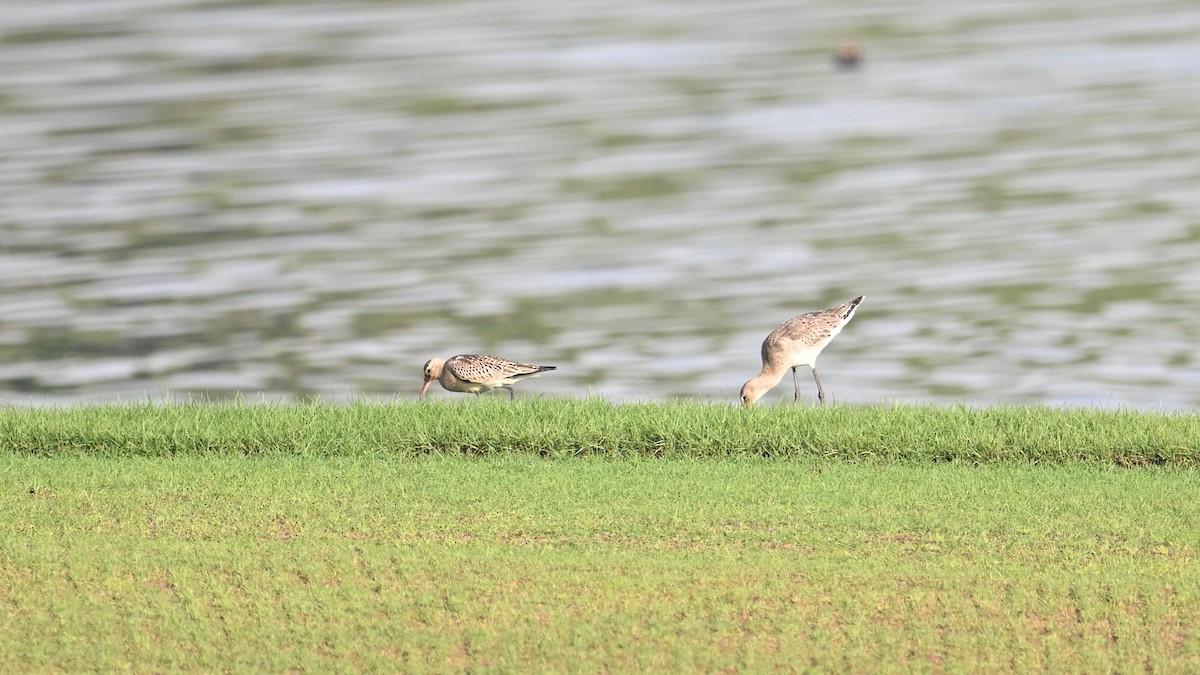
420 354 556 400
740 296 864 407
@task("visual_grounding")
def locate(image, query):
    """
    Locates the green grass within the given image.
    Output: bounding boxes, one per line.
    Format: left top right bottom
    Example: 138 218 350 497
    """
2 400 1197 465
2 402 1199 670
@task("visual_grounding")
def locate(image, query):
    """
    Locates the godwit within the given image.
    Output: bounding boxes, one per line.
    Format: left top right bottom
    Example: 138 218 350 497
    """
419 354 557 400
739 296 864 407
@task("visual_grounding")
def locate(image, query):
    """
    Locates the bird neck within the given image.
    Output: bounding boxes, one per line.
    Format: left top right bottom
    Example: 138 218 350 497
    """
752 364 789 389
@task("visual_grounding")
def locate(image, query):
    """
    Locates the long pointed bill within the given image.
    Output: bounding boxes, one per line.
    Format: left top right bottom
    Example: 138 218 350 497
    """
419 379 432 400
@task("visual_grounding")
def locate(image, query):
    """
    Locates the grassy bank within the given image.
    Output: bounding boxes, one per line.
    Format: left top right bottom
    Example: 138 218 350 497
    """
2 399 1199 465
2 402 1198 670
2 454 1199 671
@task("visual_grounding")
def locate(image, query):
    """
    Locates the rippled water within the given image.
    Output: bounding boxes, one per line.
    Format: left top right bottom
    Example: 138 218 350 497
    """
2 0 1199 407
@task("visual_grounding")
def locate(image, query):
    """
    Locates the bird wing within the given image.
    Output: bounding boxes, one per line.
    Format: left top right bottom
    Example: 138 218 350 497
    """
447 355 552 384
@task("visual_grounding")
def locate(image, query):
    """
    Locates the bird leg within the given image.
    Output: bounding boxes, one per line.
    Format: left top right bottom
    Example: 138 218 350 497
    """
792 367 801 402
505 386 515 401
811 367 825 405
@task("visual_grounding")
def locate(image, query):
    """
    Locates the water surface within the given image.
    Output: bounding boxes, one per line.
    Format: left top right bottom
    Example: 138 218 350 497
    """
2 0 1199 407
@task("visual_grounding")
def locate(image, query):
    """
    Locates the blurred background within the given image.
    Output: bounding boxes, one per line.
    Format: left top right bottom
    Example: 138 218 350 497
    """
1 0 1198 407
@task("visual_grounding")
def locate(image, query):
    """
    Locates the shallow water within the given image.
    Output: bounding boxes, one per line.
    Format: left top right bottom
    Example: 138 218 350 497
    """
2 0 1199 407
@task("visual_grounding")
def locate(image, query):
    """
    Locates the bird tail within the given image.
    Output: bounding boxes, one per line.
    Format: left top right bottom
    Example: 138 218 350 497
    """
842 295 865 319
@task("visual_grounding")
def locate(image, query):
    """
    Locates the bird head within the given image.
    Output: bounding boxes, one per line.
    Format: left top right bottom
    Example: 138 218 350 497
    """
419 358 445 400
739 378 768 408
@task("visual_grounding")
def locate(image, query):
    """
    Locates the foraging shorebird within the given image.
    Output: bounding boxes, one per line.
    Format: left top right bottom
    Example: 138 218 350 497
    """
419 354 557 400
739 296 864 407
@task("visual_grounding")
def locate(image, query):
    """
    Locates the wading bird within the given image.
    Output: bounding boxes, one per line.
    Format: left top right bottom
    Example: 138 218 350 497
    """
420 354 557 400
739 296 864 407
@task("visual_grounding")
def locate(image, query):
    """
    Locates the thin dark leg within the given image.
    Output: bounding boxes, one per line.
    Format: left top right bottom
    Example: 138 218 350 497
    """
792 367 801 402
812 367 825 405
505 386 515 401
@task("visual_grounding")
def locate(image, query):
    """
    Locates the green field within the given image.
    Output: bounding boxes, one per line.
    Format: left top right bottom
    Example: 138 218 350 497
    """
2 402 1199 671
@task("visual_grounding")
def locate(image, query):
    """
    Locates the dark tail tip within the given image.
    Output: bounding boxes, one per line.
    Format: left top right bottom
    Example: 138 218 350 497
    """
843 295 864 319
539 365 558 372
